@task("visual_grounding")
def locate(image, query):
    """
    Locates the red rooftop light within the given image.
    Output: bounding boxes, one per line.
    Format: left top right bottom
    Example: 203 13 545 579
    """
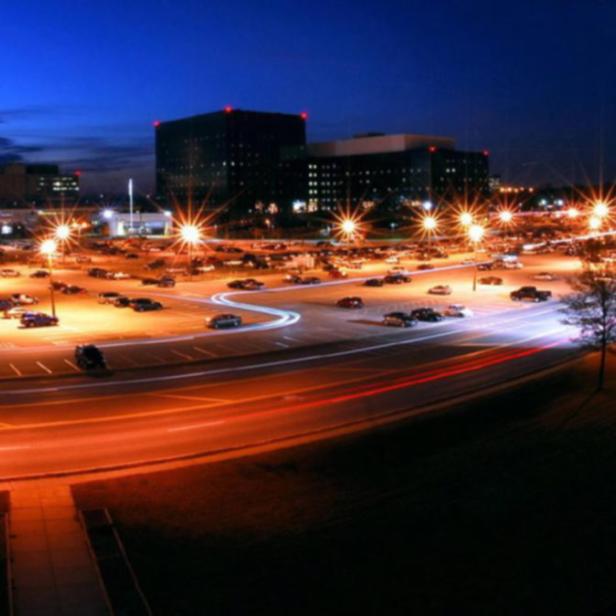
428 145 437 153
153 120 161 128
300 111 308 121
74 170 81 177
483 149 490 156
224 105 233 113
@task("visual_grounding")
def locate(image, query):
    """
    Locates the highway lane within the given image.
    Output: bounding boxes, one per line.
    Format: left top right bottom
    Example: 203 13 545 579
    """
0 301 576 480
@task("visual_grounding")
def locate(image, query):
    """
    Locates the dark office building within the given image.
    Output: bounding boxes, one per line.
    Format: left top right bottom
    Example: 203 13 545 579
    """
0 163 80 206
288 133 490 213
155 108 307 217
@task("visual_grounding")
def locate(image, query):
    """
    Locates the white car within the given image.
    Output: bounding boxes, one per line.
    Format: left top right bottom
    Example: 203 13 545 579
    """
108 271 132 280
385 255 400 264
533 272 558 281
503 261 524 269
11 293 39 306
0 269 20 278
195 264 215 273
428 285 452 295
388 266 412 276
3 306 27 319
444 304 473 318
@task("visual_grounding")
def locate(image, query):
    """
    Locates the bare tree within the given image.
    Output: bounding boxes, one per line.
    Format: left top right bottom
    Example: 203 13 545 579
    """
562 269 616 391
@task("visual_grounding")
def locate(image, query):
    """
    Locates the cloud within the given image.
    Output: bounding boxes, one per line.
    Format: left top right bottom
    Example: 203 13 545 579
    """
0 136 45 164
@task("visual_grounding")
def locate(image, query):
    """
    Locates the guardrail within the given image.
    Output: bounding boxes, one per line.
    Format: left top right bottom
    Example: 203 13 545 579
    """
79 508 151 616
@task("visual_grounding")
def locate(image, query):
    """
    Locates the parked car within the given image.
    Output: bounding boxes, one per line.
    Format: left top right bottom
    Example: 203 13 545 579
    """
0 269 20 278
11 293 39 306
30 270 50 278
75 344 107 371
428 285 452 295
20 312 58 328
384 274 412 284
416 263 434 271
533 272 558 281
336 296 364 309
410 308 443 322
50 280 68 291
98 292 122 304
301 276 321 285
113 296 131 308
207 313 242 329
157 277 176 288
62 285 86 295
88 268 108 279
383 312 417 327
388 266 412 276
510 286 551 302
477 262 494 271
130 298 163 312
141 277 160 286
3 306 27 320
479 276 503 286
107 271 132 280
444 304 473 318
364 278 384 287
329 268 348 279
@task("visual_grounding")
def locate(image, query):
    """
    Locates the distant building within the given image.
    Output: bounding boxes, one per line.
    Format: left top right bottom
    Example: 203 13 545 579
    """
0 163 79 205
155 108 307 218
285 133 490 212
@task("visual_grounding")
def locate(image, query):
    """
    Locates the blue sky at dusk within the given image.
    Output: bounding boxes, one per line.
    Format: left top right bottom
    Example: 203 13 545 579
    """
1 0 615 194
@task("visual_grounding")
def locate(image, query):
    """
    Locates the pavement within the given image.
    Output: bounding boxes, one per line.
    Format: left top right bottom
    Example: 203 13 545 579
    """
9 483 109 615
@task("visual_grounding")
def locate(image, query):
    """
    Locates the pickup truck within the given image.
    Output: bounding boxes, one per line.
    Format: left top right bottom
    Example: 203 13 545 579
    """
510 286 552 302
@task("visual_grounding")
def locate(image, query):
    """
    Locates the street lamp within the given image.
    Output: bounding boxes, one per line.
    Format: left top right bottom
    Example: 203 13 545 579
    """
421 215 438 249
40 238 58 319
340 218 357 243
54 223 71 263
180 224 201 281
566 207 579 219
468 224 485 291
589 216 602 233
459 211 473 228
498 210 514 225
593 202 609 222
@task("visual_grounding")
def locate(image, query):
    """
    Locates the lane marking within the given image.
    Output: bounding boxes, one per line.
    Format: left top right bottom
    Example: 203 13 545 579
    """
167 420 226 433
9 364 22 377
192 346 217 357
36 361 52 375
63 359 80 371
171 350 193 360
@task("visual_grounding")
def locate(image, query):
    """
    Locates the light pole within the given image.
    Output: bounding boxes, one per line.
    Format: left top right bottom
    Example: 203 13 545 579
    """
422 215 437 252
54 223 71 264
180 224 201 282
468 224 485 292
40 239 58 318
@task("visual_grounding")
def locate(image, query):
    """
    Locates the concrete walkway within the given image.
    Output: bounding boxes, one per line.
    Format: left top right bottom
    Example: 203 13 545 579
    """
9 483 109 615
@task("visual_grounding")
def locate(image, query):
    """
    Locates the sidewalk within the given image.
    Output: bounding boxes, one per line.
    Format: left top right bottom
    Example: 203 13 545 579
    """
9 483 109 615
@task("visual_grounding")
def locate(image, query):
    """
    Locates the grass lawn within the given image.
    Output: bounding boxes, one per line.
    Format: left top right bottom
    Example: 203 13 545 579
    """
73 354 616 615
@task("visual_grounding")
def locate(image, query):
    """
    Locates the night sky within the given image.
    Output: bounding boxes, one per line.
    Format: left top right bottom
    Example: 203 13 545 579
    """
1 0 615 194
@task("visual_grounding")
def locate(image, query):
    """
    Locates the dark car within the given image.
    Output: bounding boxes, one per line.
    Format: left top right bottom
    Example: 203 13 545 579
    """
146 259 166 270
477 262 494 271
50 280 68 291
113 296 131 308
130 298 163 312
479 276 503 286
62 285 86 295
416 263 434 271
384 274 412 284
88 267 108 279
383 312 417 327
510 286 551 302
75 344 107 371
30 270 50 278
329 268 347 279
301 276 321 285
207 313 242 329
125 252 140 259
157 277 175 288
410 308 443 322
364 278 384 287
141 277 160 286
20 312 58 328
337 296 364 309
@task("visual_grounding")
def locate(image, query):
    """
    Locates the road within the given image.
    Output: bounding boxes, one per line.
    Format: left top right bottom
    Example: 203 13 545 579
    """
0 276 576 480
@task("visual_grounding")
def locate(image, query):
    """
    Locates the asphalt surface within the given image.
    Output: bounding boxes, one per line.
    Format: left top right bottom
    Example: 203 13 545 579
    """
0 251 579 481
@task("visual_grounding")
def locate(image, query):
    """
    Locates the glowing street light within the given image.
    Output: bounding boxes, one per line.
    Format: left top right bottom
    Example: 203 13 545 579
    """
589 216 602 232
459 211 473 228
566 207 579 219
54 224 71 241
179 224 202 281
422 215 437 233
498 210 514 225
593 202 609 219
40 239 58 318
